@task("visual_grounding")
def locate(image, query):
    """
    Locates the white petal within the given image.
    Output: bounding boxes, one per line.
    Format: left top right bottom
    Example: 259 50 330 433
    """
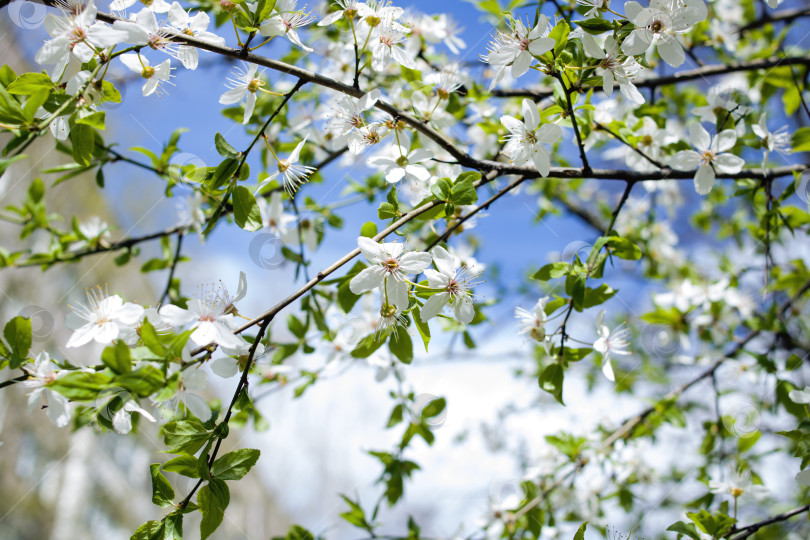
182 392 211 420
688 123 711 151
159 304 197 327
511 51 531 79
421 292 449 321
453 295 475 324
694 164 715 195
350 266 386 294
522 99 540 131
714 153 744 174
671 150 700 170
532 148 551 177
386 279 410 310
398 251 433 273
657 35 685 68
431 246 457 276
211 357 239 378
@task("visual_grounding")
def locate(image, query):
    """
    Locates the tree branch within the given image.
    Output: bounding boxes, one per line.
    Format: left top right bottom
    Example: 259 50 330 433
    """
726 503 810 538
492 56 810 101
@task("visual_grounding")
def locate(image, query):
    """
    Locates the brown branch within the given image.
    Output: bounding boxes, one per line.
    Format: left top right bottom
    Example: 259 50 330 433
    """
726 503 810 539
737 6 810 33
492 56 810 101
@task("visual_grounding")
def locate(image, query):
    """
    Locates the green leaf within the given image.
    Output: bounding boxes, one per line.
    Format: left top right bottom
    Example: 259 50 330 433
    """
351 334 386 358
211 448 260 481
549 20 570 55
420 397 445 419
3 316 32 368
449 174 478 205
285 525 314 540
70 124 95 167
539 364 565 405
6 72 52 95
412 307 430 352
149 463 175 508
581 283 617 308
792 127 810 152
114 365 165 397
573 521 588 540
339 495 373 531
0 82 26 124
199 479 230 540
532 262 571 281
48 371 112 401
101 340 132 374
360 221 378 238
738 431 761 453
233 186 263 231
665 521 701 539
255 0 277 22
208 158 239 191
163 454 200 478
686 509 735 536
378 202 399 219
214 132 239 158
161 419 211 454
389 329 413 364
431 177 452 200
75 111 106 130
0 154 27 178
575 18 614 34
606 236 642 260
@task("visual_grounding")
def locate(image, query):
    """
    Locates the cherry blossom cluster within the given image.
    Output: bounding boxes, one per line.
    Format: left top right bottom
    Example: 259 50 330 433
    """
351 237 480 333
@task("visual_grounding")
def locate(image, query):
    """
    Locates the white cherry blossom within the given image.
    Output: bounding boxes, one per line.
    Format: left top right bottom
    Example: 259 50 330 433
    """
515 296 550 343
367 139 433 185
483 16 554 89
167 2 226 69
671 123 745 195
501 99 562 177
66 287 144 348
158 274 248 351
350 237 432 309
257 137 317 196
621 0 707 68
21 352 72 427
420 246 478 324
593 310 631 382
119 53 173 96
259 0 316 52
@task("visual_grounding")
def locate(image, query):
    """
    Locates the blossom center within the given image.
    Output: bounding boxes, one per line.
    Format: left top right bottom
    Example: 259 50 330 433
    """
278 159 291 172
395 155 409 167
247 78 262 93
141 65 155 79
382 258 399 272
380 302 397 318
519 37 530 51
699 149 715 165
